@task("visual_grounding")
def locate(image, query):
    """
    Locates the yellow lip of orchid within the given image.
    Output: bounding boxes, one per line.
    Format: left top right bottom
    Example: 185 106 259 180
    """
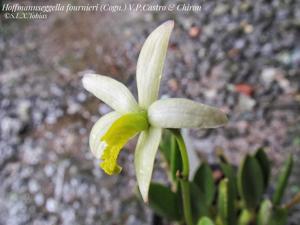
99 111 148 175
82 20 228 202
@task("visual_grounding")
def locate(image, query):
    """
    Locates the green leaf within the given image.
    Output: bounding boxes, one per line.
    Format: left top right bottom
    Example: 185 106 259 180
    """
218 149 237 201
257 199 272 225
189 182 210 221
238 155 264 209
159 130 182 182
272 154 294 206
170 134 183 182
197 217 215 225
257 200 288 225
220 162 237 200
238 209 254 225
255 148 270 191
217 178 236 225
193 162 215 206
159 129 172 164
269 207 288 225
148 182 182 221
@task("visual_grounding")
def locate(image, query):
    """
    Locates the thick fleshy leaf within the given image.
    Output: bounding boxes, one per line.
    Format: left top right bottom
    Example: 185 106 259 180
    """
159 130 173 165
255 148 270 191
197 217 215 225
217 178 236 225
89 111 121 159
257 199 272 225
82 74 139 113
272 154 293 206
238 155 264 209
148 182 183 220
270 207 288 225
193 163 215 207
238 209 255 225
148 98 228 128
220 162 237 203
159 130 182 183
135 127 162 202
189 182 210 220
136 20 174 108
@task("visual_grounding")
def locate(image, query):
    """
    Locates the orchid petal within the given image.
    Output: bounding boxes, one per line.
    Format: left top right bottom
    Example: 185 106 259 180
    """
89 111 121 159
134 127 162 202
148 98 228 128
136 20 174 108
82 74 139 113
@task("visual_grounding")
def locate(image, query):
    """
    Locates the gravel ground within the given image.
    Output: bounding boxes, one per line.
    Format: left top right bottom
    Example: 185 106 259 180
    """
0 0 300 224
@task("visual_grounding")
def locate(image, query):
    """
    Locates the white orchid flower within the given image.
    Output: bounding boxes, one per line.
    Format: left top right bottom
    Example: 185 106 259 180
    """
82 20 228 202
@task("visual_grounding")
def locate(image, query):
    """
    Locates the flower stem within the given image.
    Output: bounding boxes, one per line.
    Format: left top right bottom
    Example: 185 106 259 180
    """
180 181 193 225
170 129 193 225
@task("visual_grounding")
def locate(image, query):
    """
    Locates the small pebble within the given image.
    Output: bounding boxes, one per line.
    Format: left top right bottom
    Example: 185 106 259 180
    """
46 198 57 213
34 193 45 206
167 78 179 92
188 26 201 38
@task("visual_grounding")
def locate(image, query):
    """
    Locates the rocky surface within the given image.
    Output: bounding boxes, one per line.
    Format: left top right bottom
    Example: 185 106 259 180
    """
0 0 299 224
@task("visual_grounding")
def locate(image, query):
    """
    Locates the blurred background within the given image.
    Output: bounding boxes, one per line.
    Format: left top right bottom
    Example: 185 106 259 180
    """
0 0 299 224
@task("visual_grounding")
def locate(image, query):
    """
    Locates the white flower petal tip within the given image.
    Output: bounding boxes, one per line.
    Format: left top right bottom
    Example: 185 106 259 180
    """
89 111 121 159
82 74 139 113
161 20 175 30
148 98 228 129
134 127 162 202
136 21 174 108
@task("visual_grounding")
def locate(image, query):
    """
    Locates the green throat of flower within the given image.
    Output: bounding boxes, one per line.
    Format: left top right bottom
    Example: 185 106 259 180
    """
100 111 149 175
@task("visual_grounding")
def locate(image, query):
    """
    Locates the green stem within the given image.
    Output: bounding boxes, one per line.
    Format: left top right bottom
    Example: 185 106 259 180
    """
171 129 189 177
170 129 193 225
180 181 193 225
